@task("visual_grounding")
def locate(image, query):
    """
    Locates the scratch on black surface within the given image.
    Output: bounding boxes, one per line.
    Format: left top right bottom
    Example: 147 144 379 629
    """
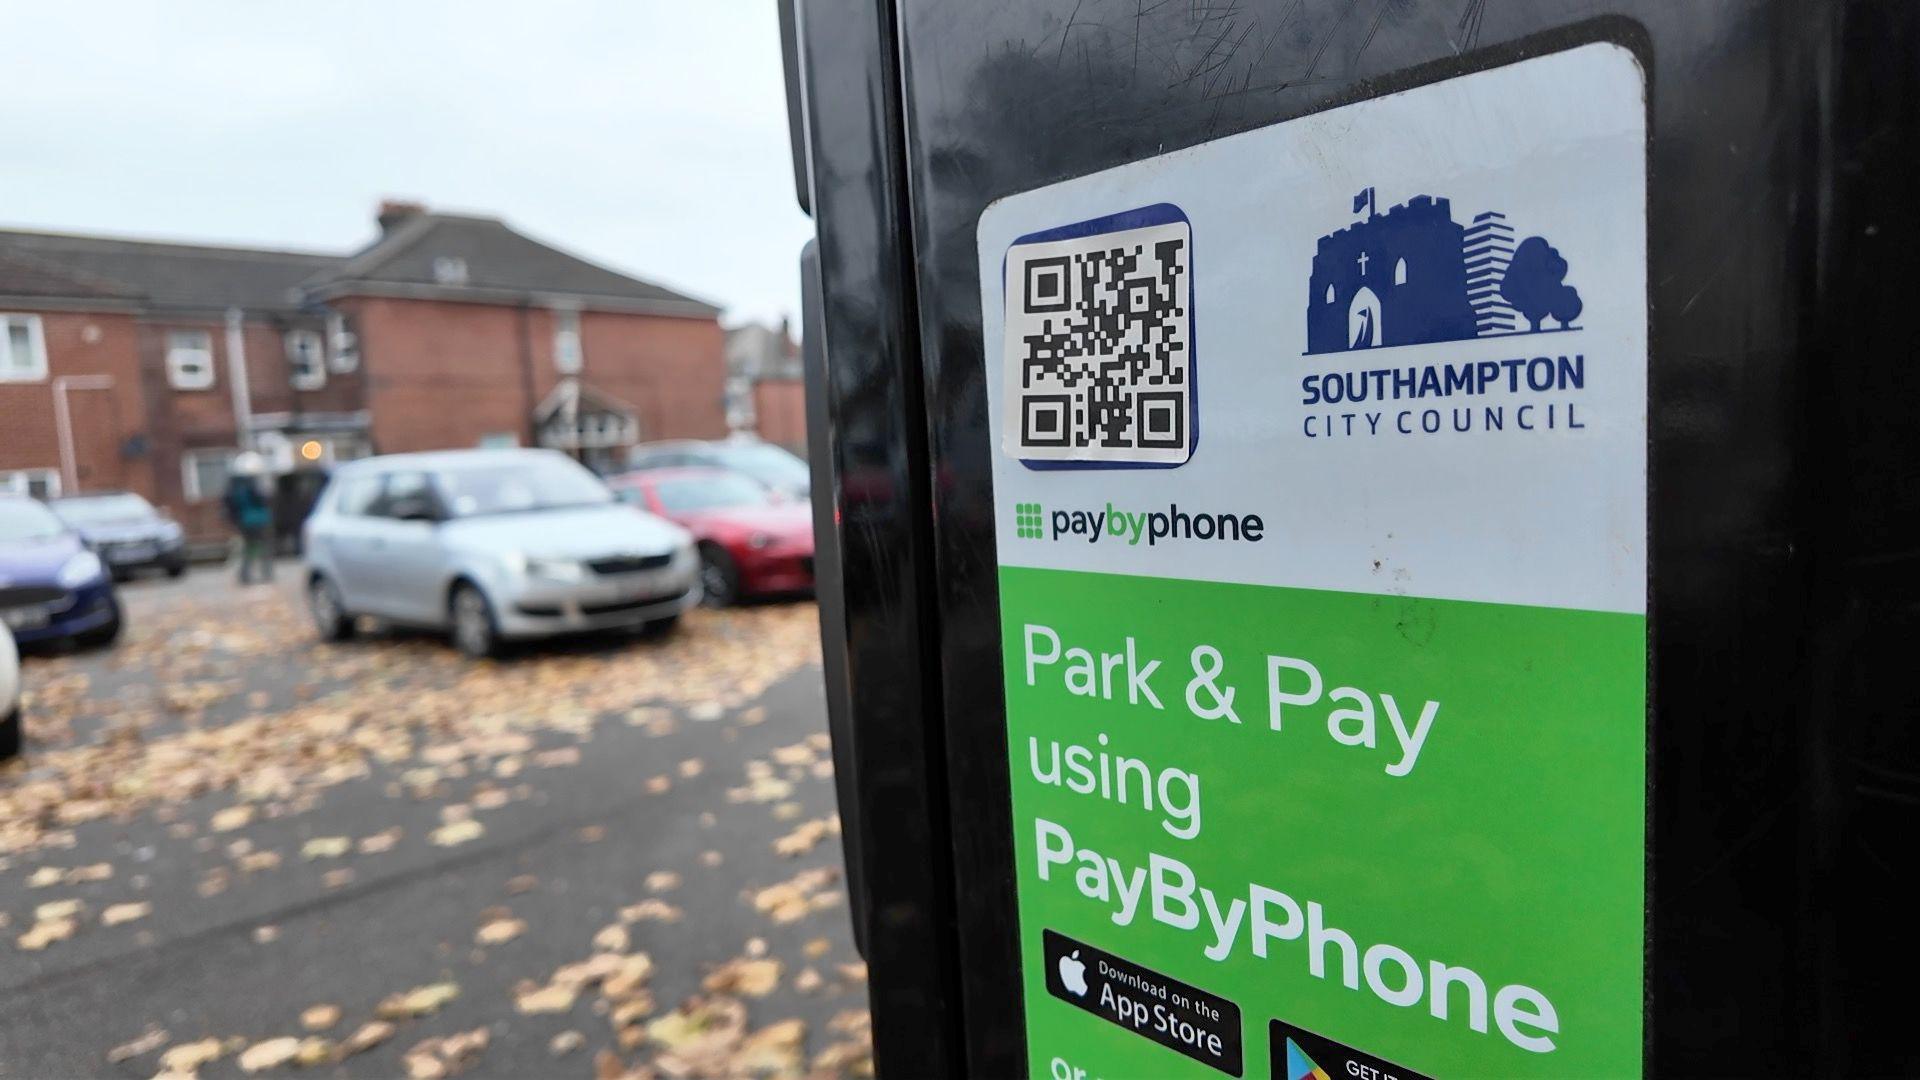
1455 0 1487 55
1201 21 1258 100
1055 0 1086 66
1353 0 1390 66
1304 0 1365 81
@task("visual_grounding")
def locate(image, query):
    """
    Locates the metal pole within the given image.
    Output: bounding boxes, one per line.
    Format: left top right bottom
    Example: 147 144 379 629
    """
52 375 114 495
226 307 254 451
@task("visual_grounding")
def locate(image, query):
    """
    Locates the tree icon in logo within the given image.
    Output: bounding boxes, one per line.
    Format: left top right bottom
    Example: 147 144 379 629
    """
1501 236 1584 332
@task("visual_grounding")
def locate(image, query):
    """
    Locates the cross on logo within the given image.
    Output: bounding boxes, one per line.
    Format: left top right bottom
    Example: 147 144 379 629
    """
1014 502 1045 539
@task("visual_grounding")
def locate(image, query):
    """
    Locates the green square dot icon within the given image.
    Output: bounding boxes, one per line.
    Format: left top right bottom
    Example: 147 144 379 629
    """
1015 502 1044 539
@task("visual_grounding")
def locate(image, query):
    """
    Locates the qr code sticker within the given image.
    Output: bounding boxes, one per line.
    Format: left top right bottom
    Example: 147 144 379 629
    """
1002 208 1193 467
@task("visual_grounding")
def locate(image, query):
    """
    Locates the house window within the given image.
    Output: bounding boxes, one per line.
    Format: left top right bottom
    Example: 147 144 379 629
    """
1 314 48 382
553 309 583 374
0 468 61 499
166 330 216 390
181 449 236 502
326 313 359 373
286 329 326 390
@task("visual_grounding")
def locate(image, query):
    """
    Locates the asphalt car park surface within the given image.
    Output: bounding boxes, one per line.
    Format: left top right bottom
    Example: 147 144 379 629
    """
0 566 869 1078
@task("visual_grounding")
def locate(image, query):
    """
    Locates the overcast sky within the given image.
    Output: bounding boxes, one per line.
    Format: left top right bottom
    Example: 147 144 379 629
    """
0 1 812 327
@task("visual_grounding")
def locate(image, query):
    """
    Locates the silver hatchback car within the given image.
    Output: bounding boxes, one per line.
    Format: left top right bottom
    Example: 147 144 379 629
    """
303 449 699 657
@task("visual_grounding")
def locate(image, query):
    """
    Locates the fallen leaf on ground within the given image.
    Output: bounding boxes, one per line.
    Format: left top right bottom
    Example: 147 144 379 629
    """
772 818 837 857
300 1003 340 1030
647 996 747 1075
645 870 681 893
749 867 838 924
301 836 350 859
211 806 254 832
238 1036 301 1073
336 1021 396 1059
252 925 280 944
593 922 630 953
17 917 76 950
106 1025 168 1062
358 828 402 854
377 981 460 1019
27 866 62 887
703 958 782 997
735 1019 806 1075
158 1037 223 1075
619 899 683 923
101 901 151 926
514 982 578 1014
550 1030 585 1057
803 937 831 958
578 825 605 842
476 916 526 946
505 874 538 894
34 898 82 921
402 1028 489 1079
430 820 484 847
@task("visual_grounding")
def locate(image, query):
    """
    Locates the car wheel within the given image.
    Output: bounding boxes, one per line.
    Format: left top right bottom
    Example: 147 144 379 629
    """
308 576 355 641
450 582 501 659
165 559 187 579
0 708 20 759
699 544 741 608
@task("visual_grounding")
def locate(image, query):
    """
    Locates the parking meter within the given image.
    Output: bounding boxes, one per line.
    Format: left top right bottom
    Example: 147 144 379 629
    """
784 2 1920 1076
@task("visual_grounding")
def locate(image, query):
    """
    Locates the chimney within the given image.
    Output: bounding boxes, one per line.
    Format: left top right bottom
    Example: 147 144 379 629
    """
377 199 426 234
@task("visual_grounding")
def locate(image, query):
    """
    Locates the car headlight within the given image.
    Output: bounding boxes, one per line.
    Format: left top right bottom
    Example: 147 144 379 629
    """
56 551 105 589
748 532 774 550
672 541 698 567
523 555 587 582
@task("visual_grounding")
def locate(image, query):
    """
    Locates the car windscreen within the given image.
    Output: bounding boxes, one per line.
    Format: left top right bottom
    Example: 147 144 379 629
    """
435 458 614 517
653 474 773 513
50 493 156 525
0 499 71 543
715 444 809 487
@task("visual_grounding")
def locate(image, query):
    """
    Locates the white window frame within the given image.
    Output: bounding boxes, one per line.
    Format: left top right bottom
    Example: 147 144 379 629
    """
0 314 49 382
285 329 327 390
166 330 217 390
0 468 61 499
181 448 236 503
326 312 359 374
553 309 583 374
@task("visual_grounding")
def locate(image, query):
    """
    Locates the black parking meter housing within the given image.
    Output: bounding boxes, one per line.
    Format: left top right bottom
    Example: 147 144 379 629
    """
783 1 1920 1075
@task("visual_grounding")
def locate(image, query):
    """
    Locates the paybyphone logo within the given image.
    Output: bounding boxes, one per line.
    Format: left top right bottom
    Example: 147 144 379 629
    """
1011 500 1264 547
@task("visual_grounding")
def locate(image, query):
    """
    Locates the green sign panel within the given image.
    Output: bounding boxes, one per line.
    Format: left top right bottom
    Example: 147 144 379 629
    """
979 44 1648 1079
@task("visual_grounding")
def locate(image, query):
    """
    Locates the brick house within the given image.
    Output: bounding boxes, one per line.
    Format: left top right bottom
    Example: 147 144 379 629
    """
724 320 807 453
0 202 727 540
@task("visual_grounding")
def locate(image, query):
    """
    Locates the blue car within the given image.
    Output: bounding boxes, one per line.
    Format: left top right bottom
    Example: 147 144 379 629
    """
0 495 122 649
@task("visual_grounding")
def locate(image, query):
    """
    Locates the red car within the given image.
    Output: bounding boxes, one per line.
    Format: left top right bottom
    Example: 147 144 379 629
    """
611 468 814 606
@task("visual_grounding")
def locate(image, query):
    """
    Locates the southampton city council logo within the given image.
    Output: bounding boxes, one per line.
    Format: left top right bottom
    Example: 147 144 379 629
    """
1297 187 1596 442
1307 186 1583 354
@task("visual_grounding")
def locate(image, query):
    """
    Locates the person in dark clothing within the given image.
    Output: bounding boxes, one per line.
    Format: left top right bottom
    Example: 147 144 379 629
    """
222 452 275 585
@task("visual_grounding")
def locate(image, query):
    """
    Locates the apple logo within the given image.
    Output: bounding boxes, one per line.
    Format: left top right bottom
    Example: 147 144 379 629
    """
1059 949 1089 996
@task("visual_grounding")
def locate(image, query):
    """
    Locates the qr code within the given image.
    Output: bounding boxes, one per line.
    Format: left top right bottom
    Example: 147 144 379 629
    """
1001 210 1193 466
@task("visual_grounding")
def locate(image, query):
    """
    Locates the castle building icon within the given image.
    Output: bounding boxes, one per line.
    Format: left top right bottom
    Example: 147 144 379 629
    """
1306 188 1581 354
